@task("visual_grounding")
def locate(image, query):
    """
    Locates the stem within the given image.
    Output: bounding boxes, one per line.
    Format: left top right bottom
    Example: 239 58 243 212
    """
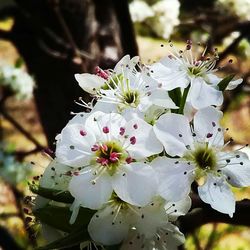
178 84 190 115
0 108 44 150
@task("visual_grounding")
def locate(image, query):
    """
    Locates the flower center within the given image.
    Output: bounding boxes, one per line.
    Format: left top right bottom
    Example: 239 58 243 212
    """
192 146 217 170
188 66 202 76
122 90 140 107
92 141 128 175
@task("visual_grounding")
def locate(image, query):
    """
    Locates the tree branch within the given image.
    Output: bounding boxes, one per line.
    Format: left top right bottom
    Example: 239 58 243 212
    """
180 195 250 234
0 225 23 250
0 108 44 150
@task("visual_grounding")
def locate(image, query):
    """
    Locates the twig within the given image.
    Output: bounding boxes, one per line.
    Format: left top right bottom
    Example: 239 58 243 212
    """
37 38 68 59
0 108 44 150
0 225 23 250
218 33 245 63
204 223 218 250
180 195 250 234
15 147 43 160
191 230 202 250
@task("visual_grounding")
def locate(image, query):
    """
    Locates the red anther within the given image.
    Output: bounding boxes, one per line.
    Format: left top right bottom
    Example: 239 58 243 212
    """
73 171 79 176
97 158 109 165
206 133 213 138
228 59 233 63
43 148 55 158
186 44 192 50
91 144 99 152
103 126 110 134
100 144 108 152
120 127 125 136
95 66 109 79
130 136 136 145
109 152 119 162
212 122 216 127
133 124 138 129
80 130 87 136
126 157 133 164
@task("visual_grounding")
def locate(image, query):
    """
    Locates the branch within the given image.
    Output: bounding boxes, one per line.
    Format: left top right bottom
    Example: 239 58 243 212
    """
179 195 250 234
0 225 23 250
0 108 44 150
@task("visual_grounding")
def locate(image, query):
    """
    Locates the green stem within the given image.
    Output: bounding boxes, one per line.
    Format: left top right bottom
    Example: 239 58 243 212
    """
178 84 190 114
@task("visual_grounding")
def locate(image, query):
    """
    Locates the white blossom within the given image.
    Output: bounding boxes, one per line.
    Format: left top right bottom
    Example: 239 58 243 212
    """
148 42 242 109
88 195 190 247
154 106 250 216
129 0 154 22
0 62 35 100
55 111 162 216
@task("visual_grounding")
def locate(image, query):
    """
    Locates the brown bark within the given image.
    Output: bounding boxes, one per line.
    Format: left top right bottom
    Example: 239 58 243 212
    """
6 0 137 147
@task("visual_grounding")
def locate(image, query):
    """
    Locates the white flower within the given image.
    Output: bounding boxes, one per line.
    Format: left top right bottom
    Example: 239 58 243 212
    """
0 63 35 100
217 0 250 21
88 195 190 247
148 42 242 109
95 66 178 114
129 0 154 22
150 0 180 39
55 111 162 213
75 55 139 95
153 106 250 216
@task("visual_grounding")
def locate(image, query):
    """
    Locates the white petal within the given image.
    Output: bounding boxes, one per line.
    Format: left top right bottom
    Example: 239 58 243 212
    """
68 167 113 210
39 160 72 190
221 152 250 187
124 117 163 159
226 78 243 90
85 111 126 141
112 162 158 206
198 174 235 217
151 157 195 201
165 196 192 222
189 78 223 109
148 89 178 109
88 206 129 245
75 73 105 94
205 73 221 85
55 124 95 167
154 113 193 156
149 58 189 90
193 106 224 147
157 223 185 250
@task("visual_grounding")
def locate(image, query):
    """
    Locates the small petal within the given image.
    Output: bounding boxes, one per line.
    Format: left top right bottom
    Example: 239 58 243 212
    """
75 73 105 94
222 152 250 187
165 196 192 222
88 206 129 245
154 113 193 156
189 78 223 109
151 157 195 201
112 162 158 206
198 174 235 217
193 106 224 147
69 167 113 210
124 117 163 158
226 78 243 90
56 124 96 167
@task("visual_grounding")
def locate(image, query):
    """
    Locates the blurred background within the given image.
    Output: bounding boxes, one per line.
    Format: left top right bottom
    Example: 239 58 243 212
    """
0 0 250 249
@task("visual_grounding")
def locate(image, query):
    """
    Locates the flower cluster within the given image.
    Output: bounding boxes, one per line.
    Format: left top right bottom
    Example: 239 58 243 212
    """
0 61 35 100
129 0 180 39
217 0 250 21
0 143 32 186
33 43 250 250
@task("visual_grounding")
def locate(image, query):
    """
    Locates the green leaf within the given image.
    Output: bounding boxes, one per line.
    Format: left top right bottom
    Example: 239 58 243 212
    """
168 87 182 113
29 183 74 203
34 205 95 233
37 228 89 250
217 74 235 91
